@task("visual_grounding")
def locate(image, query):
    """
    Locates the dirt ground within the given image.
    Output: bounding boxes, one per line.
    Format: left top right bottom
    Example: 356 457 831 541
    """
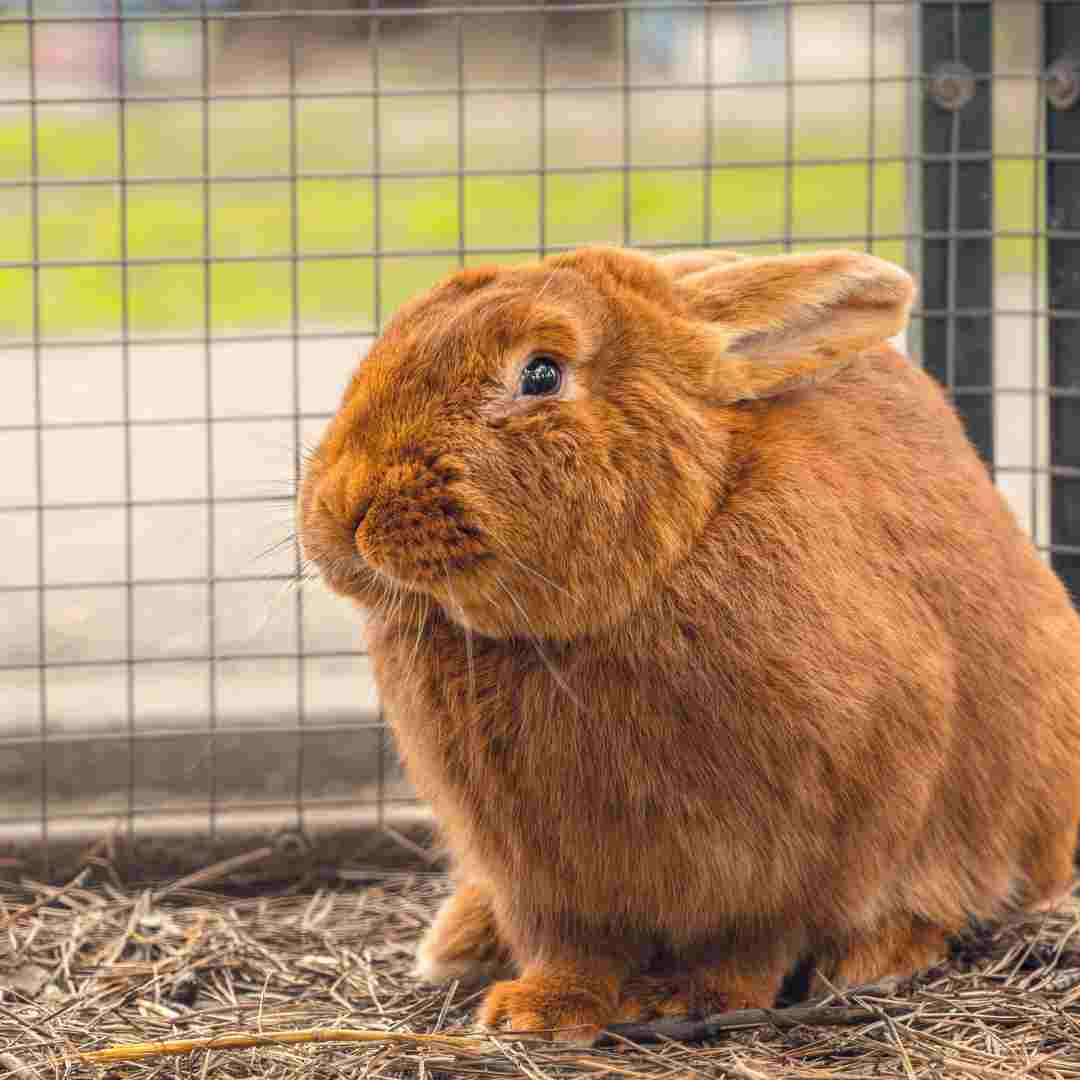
2 864 1080 1078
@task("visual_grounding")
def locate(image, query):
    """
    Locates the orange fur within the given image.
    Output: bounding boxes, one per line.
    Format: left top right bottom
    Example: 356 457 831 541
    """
413 881 512 984
299 245 1080 1044
811 919 951 996
479 958 623 1045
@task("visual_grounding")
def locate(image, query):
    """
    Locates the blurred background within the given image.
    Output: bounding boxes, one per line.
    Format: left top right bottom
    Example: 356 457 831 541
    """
0 0 1066 881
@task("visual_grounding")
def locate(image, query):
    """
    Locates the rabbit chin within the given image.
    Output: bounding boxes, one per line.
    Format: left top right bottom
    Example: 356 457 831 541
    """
317 547 502 636
351 558 545 640
435 597 506 638
391 568 521 639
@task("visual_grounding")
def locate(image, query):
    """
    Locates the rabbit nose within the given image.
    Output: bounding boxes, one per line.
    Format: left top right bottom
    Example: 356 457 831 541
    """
316 457 374 534
319 492 372 534
351 496 373 532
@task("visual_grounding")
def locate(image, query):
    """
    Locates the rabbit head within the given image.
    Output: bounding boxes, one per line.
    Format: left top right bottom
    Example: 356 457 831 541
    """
299 246 914 641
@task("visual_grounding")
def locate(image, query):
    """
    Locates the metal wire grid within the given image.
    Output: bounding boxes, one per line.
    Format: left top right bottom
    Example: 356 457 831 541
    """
0 0 1060 879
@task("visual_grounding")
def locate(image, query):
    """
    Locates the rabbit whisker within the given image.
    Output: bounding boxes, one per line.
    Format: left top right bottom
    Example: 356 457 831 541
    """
384 575 402 626
401 591 429 688
377 571 404 628
490 573 582 712
533 269 558 303
238 572 304 647
287 559 323 594
255 532 299 564
486 537 571 598
444 565 477 709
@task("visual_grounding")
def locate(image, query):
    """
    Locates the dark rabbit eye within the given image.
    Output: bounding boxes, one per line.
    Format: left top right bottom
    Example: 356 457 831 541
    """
520 355 562 397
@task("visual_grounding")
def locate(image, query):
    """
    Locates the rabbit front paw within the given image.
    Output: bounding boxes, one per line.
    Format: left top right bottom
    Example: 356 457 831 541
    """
477 972 618 1045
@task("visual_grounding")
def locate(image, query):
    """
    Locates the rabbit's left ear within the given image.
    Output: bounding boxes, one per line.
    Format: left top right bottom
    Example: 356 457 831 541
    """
672 250 915 401
655 249 746 280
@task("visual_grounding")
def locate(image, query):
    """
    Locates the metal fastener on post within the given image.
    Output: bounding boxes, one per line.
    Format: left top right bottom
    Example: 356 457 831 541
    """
274 827 312 859
1046 55 1080 110
928 60 977 112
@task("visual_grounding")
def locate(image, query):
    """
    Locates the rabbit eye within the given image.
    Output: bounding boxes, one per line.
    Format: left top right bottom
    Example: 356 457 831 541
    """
520 355 562 397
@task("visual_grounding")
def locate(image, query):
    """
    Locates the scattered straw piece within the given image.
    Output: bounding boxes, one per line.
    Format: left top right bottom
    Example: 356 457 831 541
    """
53 1026 488 1065
151 846 277 901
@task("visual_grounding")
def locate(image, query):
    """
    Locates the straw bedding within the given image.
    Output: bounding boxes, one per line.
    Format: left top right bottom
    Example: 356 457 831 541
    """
2 865 1080 1078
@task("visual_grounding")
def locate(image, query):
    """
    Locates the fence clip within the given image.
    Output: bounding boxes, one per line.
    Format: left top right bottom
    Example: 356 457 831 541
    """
928 60 976 112
1047 56 1080 111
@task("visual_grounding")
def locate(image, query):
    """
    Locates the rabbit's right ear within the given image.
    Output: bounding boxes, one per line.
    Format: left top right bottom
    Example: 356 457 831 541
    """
673 250 915 402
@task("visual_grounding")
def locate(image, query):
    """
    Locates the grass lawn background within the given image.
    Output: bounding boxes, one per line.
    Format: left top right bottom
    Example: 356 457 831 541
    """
0 98 1041 343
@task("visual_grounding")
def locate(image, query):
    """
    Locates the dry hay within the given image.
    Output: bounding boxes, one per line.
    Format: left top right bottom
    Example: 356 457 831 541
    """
1 865 1080 1079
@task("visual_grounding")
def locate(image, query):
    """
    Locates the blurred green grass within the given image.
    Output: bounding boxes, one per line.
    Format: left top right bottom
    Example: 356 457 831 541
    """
0 102 1036 341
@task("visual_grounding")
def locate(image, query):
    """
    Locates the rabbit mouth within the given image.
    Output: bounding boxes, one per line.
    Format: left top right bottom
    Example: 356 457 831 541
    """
357 536 495 593
352 472 492 591
306 531 493 606
306 509 569 640
309 510 495 599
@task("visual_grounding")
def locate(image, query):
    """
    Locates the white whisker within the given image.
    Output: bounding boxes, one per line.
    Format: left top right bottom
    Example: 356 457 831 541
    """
486 536 571 598
444 566 477 709
491 574 582 712
534 268 558 303
402 593 429 687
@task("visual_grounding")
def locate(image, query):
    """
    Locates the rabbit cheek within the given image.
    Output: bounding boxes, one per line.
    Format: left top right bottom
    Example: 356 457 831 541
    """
356 461 487 588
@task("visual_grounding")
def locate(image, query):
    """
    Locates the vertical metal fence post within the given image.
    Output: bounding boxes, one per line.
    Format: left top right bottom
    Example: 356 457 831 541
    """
371 0 387 831
1045 3 1080 600
116 0 136 848
26 0 48 883
920 1 994 465
287 9 306 838
200 0 219 846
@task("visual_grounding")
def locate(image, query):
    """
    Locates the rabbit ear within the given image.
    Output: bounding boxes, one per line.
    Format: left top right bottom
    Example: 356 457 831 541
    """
656 249 746 280
675 250 915 401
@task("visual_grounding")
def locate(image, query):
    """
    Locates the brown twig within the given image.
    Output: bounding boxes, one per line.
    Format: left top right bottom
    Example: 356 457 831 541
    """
595 1003 912 1047
0 868 92 933
151 847 276 901
52 1027 488 1065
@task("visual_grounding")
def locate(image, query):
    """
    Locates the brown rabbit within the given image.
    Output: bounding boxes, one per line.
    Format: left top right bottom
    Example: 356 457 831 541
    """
298 246 1080 1044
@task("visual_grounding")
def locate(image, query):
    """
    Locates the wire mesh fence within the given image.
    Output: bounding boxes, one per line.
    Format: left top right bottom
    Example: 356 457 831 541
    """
0 0 1069 881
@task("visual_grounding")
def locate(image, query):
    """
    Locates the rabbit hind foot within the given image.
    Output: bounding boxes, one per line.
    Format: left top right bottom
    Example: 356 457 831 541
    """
615 965 787 1023
811 918 952 997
